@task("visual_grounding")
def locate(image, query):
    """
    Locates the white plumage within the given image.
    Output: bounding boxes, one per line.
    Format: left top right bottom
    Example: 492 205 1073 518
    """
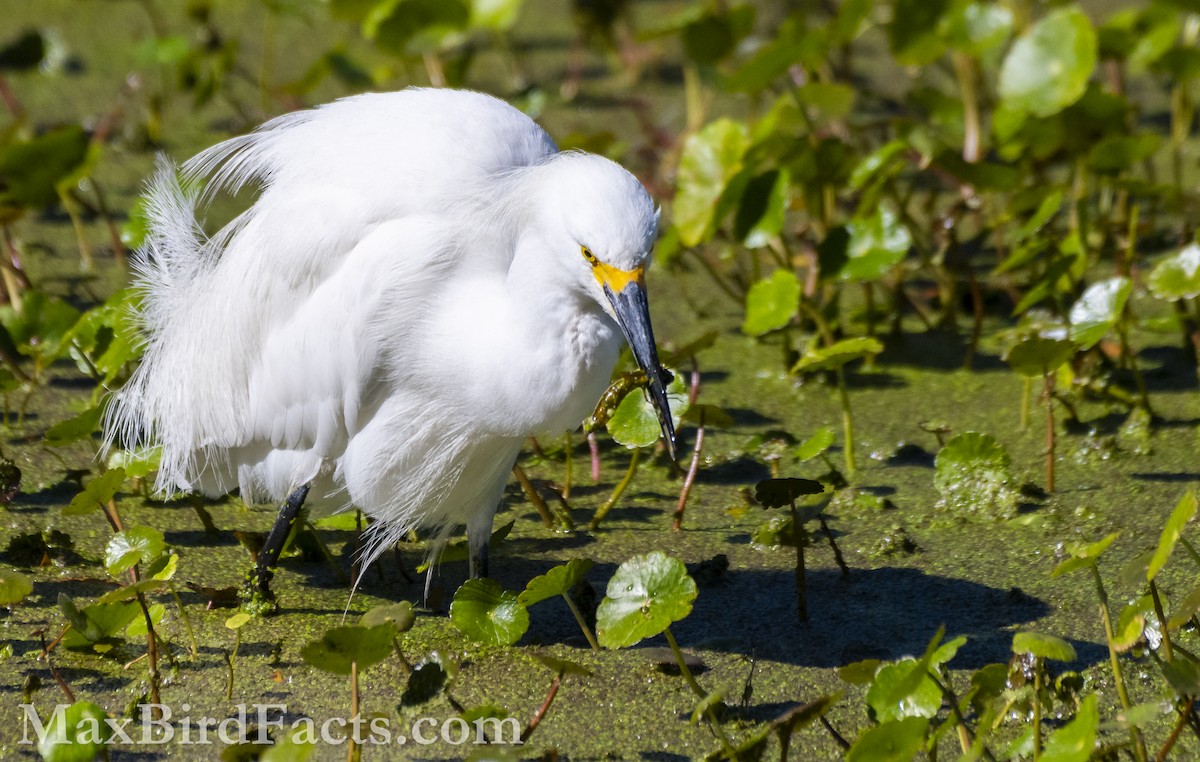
106 88 674 582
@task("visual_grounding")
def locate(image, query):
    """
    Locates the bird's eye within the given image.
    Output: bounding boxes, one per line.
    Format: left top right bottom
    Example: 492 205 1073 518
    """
581 246 598 266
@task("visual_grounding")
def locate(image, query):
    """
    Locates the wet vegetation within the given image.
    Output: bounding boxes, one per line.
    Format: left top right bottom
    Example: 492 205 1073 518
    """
2 0 1200 758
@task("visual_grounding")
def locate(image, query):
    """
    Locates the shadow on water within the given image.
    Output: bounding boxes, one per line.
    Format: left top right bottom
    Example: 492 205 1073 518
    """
507 561 1103 672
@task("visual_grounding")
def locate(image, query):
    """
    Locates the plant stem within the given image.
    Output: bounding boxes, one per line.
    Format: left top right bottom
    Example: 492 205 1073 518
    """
588 432 601 481
836 369 855 476
673 411 705 530
790 503 808 624
562 431 573 500
663 627 706 700
1157 697 1194 762
348 661 360 762
561 593 600 651
168 582 198 657
1149 580 1174 662
818 514 849 577
1032 659 1042 760
226 628 240 700
590 447 641 530
521 671 562 743
512 464 554 528
1043 373 1055 493
1090 564 1147 762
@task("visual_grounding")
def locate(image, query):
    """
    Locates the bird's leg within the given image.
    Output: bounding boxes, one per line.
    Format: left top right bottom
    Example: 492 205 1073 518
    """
467 509 494 580
244 483 310 611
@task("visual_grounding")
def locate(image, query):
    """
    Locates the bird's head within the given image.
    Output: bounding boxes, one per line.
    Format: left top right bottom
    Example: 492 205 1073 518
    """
531 152 676 458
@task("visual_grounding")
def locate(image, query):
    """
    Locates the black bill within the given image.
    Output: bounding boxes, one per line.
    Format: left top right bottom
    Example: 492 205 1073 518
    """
604 279 677 460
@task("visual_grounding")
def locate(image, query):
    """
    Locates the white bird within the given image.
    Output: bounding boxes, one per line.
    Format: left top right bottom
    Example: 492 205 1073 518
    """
105 87 675 602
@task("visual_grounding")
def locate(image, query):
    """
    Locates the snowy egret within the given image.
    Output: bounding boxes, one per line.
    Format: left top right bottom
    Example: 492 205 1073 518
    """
105 88 675 601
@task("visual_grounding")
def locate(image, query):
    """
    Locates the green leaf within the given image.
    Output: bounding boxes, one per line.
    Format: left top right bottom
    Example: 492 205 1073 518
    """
59 595 139 645
794 426 835 461
1149 244 1200 301
125 602 165 637
0 290 82 362
361 601 415 633
1148 489 1197 582
450 578 529 646
673 118 748 246
0 567 33 605
847 716 929 762
840 205 911 281
734 169 789 248
1004 337 1075 377
596 552 698 649
742 270 800 336
518 559 593 607
839 659 882 685
1012 631 1076 662
44 404 105 447
1167 584 1200 630
866 659 942 721
1041 694 1098 762
607 370 687 449
226 612 251 630
1088 133 1161 174
300 623 398 675
940 2 1013 56
999 8 1097 118
37 701 110 762
753 478 825 508
104 526 165 576
1050 533 1119 577
933 432 1019 520
792 337 884 374
0 127 91 208
888 0 951 64
1161 658 1200 697
1068 277 1131 349
469 0 524 31
365 0 471 56
1111 604 1145 652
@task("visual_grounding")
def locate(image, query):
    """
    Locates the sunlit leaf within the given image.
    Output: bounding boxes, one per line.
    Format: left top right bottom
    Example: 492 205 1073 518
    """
607 371 687 449
450 578 529 646
846 716 929 762
866 659 942 721
1041 693 1097 762
1148 244 1200 301
1147 489 1197 582
596 552 697 649
794 426 835 461
0 567 32 606
37 701 109 762
44 403 104 447
673 118 748 246
1012 631 1076 662
792 337 883 374
840 204 911 281
933 432 1019 520
518 558 593 606
999 8 1097 117
742 269 799 336
734 169 789 248
1068 277 1131 349
1051 532 1119 577
105 526 165 576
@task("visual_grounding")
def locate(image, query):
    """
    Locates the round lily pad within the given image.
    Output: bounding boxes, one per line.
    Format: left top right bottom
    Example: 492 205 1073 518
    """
450 578 529 646
596 552 698 649
300 623 397 675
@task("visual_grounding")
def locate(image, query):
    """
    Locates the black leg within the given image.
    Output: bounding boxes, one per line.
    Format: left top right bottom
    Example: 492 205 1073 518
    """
469 540 489 580
245 484 310 606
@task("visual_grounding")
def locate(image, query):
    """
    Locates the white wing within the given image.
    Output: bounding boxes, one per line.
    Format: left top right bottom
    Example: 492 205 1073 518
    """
107 89 557 497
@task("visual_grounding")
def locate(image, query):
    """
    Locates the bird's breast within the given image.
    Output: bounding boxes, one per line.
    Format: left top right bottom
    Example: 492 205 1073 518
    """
421 277 620 438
